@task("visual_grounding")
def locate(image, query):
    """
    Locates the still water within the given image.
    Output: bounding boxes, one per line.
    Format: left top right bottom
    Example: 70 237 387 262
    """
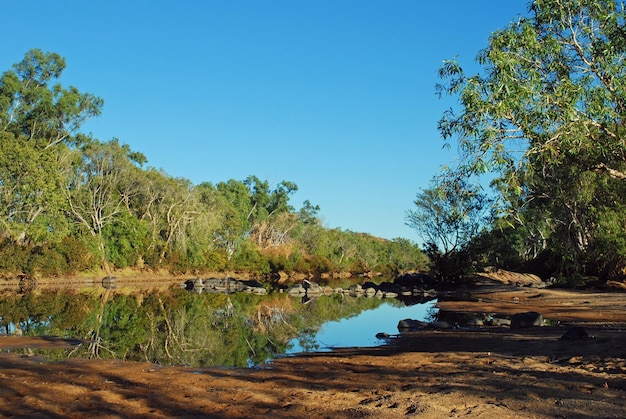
0 287 437 368
288 299 436 353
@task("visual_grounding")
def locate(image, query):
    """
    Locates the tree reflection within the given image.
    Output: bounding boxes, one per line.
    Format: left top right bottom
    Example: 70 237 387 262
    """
0 287 405 367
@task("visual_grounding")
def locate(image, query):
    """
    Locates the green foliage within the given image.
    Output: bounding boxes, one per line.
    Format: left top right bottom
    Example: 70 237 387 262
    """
0 49 103 148
27 244 68 276
386 238 429 272
0 237 96 276
0 286 422 367
466 222 526 271
99 295 149 357
0 291 97 337
0 239 30 273
229 239 270 273
0 50 427 277
406 175 491 281
102 212 150 269
0 49 102 246
432 0 626 281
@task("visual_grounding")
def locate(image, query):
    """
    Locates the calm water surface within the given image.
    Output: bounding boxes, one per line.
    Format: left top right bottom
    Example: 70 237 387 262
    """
288 299 436 353
0 285 438 367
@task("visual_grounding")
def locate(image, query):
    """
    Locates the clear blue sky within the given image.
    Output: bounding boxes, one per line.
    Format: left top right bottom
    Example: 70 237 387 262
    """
1 1 528 241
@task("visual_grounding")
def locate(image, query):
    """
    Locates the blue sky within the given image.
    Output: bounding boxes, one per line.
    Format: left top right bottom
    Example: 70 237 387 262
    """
1 1 529 241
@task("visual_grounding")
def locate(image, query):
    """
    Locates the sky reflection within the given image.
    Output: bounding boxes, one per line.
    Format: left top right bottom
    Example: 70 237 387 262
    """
289 299 436 353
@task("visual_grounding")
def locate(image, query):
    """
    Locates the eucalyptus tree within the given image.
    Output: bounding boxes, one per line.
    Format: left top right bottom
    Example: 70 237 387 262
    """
0 131 70 243
435 0 626 279
244 176 299 248
0 49 103 148
278 199 322 255
215 179 254 258
128 168 173 265
121 168 211 269
151 176 200 266
63 138 145 273
214 177 300 254
0 50 103 244
386 238 429 272
406 175 491 281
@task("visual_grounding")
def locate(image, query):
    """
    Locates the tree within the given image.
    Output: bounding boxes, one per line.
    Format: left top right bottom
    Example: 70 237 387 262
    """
64 138 145 273
215 179 254 258
0 50 103 244
406 175 491 281
436 0 626 280
0 132 69 243
0 49 103 149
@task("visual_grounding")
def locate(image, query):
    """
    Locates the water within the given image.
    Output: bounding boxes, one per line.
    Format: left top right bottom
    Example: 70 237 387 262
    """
0 288 439 367
288 299 437 353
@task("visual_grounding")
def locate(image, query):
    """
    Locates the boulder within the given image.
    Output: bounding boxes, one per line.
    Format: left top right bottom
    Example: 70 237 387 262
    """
428 320 453 330
487 317 511 327
560 326 591 340
378 281 399 293
477 269 543 287
466 317 484 327
510 311 544 329
394 272 432 287
303 279 323 295
397 318 428 332
288 284 306 297
348 284 363 297
362 281 378 290
102 276 117 290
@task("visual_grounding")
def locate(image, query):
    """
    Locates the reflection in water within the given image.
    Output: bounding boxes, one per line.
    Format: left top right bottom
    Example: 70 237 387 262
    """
289 299 437 353
0 287 437 367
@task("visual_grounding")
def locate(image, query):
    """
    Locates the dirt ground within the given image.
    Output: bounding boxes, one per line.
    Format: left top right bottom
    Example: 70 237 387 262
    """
1 281 626 418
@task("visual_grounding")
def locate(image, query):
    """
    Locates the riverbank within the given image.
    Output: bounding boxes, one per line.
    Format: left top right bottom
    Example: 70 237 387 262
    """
1 281 625 417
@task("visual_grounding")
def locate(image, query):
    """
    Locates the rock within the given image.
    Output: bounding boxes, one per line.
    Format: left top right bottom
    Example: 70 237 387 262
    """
242 280 265 294
510 311 544 329
362 281 378 290
487 317 511 326
397 318 428 332
560 326 591 340
466 318 484 327
375 332 390 339
203 277 244 293
288 284 306 297
102 276 117 290
429 320 453 330
378 281 398 293
394 272 432 288
477 269 543 287
303 279 323 295
348 284 363 297
424 289 437 297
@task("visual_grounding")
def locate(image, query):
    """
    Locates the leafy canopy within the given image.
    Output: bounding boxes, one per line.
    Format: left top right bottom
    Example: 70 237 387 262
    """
435 0 626 280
